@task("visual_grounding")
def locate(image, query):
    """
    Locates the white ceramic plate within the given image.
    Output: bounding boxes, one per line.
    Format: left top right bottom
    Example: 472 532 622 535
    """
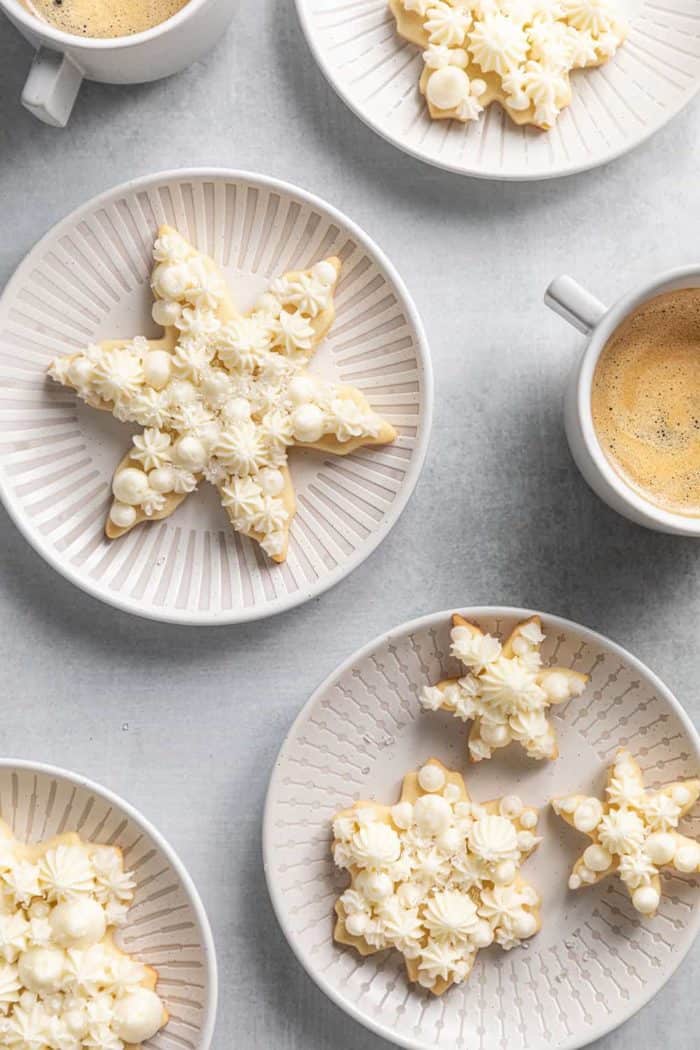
0 169 431 624
0 759 217 1050
263 606 700 1050
296 0 700 180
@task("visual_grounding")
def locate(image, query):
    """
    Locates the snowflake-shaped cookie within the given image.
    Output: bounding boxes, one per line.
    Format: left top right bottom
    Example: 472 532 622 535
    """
553 749 700 916
421 615 588 762
0 822 166 1049
332 759 542 994
390 0 627 130
47 226 396 563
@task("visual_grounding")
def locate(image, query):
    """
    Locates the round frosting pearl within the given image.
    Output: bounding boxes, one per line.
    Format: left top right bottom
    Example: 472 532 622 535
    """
313 260 337 285
109 502 137 529
169 379 198 404
436 827 462 854
569 873 582 890
292 404 325 443
173 435 207 471
227 397 252 421
112 468 149 506
418 763 445 793
494 860 517 885
520 809 538 830
471 78 487 97
153 263 189 299
143 350 171 390
443 784 461 804
675 841 700 873
426 66 470 111
391 802 413 830
397 882 422 908
541 672 571 701
64 1008 88 1038
573 799 603 833
672 785 691 805
517 831 536 851
49 898 106 948
645 832 677 866
152 300 181 329
288 376 317 405
471 919 494 948
583 844 612 872
259 468 285 497
511 911 538 939
499 795 523 820
632 885 660 915
68 358 94 388
112 988 164 1045
480 723 509 747
345 912 368 937
18 947 65 994
149 467 176 494
358 871 393 902
414 794 452 836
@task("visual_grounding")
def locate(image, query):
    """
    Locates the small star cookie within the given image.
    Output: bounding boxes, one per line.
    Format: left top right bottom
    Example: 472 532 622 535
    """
332 759 542 994
389 0 627 130
421 615 588 762
47 226 396 563
553 749 700 916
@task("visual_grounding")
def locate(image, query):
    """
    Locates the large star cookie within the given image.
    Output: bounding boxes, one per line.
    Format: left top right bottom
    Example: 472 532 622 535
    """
332 759 542 994
553 749 700 916
390 0 627 130
0 822 166 1049
47 226 396 563
421 615 588 762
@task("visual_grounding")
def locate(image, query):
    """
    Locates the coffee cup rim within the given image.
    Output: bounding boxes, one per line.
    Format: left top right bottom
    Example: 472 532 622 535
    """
577 264 700 534
1 0 208 49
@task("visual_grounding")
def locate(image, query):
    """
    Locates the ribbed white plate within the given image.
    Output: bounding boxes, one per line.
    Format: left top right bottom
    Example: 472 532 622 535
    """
0 169 431 624
0 760 217 1050
296 0 700 179
264 607 700 1050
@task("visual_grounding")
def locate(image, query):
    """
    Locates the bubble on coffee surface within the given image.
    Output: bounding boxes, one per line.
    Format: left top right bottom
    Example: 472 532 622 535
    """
21 0 189 37
591 288 700 517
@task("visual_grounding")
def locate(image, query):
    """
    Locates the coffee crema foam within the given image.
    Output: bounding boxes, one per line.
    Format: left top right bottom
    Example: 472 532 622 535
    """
591 288 700 518
21 0 189 38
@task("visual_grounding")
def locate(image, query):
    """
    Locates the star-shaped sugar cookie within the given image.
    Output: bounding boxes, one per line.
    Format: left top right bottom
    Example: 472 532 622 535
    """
47 227 396 562
389 0 627 131
553 749 700 916
332 759 542 994
421 615 588 761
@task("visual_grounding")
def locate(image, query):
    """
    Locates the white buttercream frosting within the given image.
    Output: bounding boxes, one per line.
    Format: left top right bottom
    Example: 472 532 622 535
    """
420 616 586 762
332 762 540 992
0 827 166 1049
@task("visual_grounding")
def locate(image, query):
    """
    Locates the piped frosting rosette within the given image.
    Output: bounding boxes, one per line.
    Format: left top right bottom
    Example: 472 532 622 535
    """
332 760 542 994
390 0 627 129
421 615 588 762
553 749 700 916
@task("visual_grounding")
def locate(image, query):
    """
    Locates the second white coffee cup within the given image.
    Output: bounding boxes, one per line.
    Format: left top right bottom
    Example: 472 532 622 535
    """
545 267 700 537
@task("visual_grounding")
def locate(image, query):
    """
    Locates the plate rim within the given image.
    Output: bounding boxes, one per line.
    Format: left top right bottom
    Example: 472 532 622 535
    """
294 0 700 181
0 756 219 1050
262 604 700 1050
0 166 433 626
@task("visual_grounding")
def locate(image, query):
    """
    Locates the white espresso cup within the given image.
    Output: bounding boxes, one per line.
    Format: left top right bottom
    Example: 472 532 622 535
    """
545 267 700 537
1 0 234 127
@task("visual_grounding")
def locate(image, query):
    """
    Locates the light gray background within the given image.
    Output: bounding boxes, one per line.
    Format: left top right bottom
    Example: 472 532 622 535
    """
0 3 698 1048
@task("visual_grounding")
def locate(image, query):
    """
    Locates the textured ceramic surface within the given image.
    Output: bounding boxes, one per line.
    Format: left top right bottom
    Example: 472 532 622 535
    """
0 760 217 1050
296 0 700 180
264 607 700 1050
0 169 431 624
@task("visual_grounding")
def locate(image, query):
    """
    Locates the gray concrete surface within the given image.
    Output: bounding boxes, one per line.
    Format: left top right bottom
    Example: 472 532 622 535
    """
0 3 698 1048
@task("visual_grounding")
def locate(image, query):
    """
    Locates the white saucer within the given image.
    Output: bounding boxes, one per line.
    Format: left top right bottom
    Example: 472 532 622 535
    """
0 168 431 624
296 0 700 180
264 607 700 1050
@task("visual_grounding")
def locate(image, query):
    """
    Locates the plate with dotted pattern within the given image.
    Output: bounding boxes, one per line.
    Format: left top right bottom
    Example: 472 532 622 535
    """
263 606 700 1050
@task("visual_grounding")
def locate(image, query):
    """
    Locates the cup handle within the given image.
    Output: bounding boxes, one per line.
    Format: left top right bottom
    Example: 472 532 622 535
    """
21 48 83 127
544 275 607 335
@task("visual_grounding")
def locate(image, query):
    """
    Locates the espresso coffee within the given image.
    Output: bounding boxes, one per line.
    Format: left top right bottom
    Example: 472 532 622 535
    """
591 288 700 517
21 0 189 37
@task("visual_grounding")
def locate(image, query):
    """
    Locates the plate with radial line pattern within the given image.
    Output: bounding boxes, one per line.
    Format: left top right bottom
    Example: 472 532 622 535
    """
0 168 431 624
263 607 700 1050
295 0 700 180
